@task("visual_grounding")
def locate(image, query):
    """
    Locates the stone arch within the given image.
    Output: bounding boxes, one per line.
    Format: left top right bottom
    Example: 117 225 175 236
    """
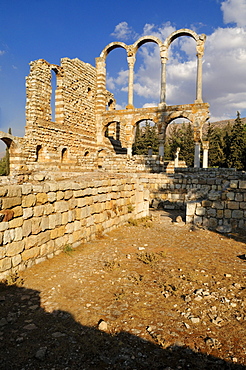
165 28 199 47
0 131 19 149
133 35 162 51
132 114 158 128
100 42 128 60
165 112 193 126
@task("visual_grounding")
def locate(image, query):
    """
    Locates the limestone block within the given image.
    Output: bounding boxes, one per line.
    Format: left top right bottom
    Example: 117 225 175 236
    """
44 203 54 215
12 206 23 218
57 191 64 200
22 194 36 208
41 216 49 231
86 216 94 227
47 183 58 192
207 191 221 201
7 185 22 197
36 193 48 204
0 187 7 197
22 219 32 237
61 211 69 225
6 241 24 256
208 218 218 229
216 210 224 218
0 246 6 258
34 205 44 217
48 214 56 229
32 218 41 235
64 190 73 200
212 201 224 210
240 202 246 209
207 208 216 217
224 209 231 218
226 192 235 200
0 210 14 222
55 201 69 213
22 247 39 261
3 197 22 209
50 226 65 239
231 210 243 219
68 198 77 210
230 180 238 188
9 217 23 229
235 193 243 202
0 257 11 272
65 223 74 234
47 192 56 203
195 207 205 216
14 227 23 242
227 201 239 210
23 208 33 219
239 180 246 189
186 202 197 216
68 210 75 222
22 184 33 195
74 220 81 231
3 229 15 245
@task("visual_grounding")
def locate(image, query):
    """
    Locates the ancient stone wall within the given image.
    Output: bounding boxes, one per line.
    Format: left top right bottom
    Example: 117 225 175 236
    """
0 176 149 279
137 169 246 233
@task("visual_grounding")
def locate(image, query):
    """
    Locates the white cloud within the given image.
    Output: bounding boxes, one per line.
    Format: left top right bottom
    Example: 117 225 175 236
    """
221 0 246 27
111 22 136 41
107 21 246 120
0 50 5 56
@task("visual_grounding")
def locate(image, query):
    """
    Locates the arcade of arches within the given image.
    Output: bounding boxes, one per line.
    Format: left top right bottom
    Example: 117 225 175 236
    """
1 28 209 176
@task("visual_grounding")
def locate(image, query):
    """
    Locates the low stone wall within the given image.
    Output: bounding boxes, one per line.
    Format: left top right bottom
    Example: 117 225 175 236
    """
0 176 149 279
136 169 246 233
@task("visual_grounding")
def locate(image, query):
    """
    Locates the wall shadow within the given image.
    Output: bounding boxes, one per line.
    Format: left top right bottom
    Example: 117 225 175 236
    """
0 283 245 370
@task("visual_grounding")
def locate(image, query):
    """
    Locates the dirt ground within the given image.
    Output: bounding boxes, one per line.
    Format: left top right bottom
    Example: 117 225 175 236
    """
0 210 246 370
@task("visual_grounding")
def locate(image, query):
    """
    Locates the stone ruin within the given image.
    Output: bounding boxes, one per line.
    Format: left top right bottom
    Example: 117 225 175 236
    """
0 28 210 178
1 29 246 279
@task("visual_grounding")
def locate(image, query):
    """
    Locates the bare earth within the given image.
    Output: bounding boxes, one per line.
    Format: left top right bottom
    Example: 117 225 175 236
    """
0 210 246 370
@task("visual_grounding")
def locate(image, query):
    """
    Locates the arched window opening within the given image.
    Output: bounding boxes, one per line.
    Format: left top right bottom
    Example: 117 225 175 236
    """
133 42 161 108
61 147 68 163
0 139 10 176
36 145 43 162
87 87 93 100
165 118 194 166
166 36 196 105
106 47 128 109
133 119 158 155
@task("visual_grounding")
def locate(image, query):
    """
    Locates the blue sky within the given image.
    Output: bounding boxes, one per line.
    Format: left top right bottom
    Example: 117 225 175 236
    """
0 0 246 139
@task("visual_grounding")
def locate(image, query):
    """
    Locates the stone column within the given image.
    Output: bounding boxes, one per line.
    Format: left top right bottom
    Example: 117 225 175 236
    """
126 52 136 109
202 141 209 168
159 47 168 108
174 147 180 168
195 35 206 103
95 57 107 113
159 140 164 158
194 142 201 168
194 127 201 168
127 146 132 157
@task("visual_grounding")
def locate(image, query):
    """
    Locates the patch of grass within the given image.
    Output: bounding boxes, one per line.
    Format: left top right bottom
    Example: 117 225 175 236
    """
63 244 75 256
127 216 152 227
127 205 135 213
1 272 23 286
104 259 120 272
137 251 166 266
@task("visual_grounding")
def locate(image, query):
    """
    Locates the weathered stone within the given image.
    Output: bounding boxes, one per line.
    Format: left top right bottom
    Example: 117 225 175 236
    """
36 193 48 204
22 194 36 207
6 241 24 256
22 247 39 261
0 257 11 272
2 197 22 209
22 219 32 237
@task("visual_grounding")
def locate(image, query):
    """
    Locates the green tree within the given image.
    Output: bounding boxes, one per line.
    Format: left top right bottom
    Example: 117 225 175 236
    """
132 121 159 155
226 112 246 169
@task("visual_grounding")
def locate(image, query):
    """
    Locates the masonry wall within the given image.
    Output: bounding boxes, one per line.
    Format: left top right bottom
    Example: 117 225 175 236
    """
0 176 149 279
21 58 98 173
136 169 246 233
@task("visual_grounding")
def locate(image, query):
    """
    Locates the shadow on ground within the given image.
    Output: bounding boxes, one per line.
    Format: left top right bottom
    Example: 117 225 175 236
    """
0 283 244 370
